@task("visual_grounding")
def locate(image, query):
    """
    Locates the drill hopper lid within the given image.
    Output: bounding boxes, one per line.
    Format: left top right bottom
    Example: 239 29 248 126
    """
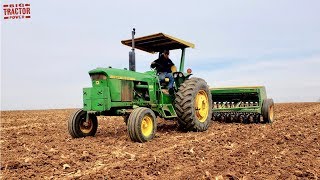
121 33 195 54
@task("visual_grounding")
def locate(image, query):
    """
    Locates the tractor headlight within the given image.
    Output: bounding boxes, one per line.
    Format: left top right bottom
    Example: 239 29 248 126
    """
173 73 178 78
179 73 183 77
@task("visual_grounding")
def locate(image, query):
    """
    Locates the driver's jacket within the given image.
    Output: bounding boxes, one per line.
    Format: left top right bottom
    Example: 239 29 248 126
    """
150 56 175 73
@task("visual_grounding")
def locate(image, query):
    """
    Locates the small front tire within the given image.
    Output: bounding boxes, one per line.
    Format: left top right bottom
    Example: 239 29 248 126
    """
68 109 98 138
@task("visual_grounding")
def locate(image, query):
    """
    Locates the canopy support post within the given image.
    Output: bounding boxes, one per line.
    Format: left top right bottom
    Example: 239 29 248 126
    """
179 48 185 72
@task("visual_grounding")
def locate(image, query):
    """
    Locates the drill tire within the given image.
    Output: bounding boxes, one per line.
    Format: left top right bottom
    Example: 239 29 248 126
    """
262 99 274 123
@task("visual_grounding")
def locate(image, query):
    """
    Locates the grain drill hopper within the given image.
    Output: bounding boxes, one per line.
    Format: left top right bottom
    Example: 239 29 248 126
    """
211 86 274 123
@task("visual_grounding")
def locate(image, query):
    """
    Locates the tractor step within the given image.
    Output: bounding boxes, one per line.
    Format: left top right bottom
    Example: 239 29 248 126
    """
160 104 177 118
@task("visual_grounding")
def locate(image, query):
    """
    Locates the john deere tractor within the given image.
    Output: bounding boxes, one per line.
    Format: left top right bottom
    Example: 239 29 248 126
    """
68 29 212 142
68 29 274 142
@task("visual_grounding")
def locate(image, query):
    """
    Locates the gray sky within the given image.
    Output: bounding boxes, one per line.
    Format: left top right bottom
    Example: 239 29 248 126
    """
1 0 320 110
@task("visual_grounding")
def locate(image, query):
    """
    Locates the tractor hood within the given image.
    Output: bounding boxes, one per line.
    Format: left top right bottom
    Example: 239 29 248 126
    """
89 67 156 81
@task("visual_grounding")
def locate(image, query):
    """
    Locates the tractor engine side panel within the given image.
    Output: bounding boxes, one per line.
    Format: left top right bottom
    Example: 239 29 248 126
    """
108 79 133 102
121 80 133 101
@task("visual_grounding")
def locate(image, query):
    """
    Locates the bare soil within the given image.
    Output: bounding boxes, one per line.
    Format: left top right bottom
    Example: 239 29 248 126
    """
1 103 319 179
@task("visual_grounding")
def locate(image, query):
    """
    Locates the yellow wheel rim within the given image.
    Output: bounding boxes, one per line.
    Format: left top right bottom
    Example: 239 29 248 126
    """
80 118 93 134
141 115 153 137
269 105 274 121
195 90 209 122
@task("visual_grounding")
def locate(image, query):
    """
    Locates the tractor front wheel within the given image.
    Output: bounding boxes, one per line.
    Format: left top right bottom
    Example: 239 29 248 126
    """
262 99 274 123
68 109 98 138
127 107 157 143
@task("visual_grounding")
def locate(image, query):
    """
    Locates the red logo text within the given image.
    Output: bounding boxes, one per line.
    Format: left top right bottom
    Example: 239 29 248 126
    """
3 4 31 20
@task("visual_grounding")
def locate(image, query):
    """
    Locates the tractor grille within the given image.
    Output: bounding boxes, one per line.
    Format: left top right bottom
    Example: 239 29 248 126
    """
90 73 107 80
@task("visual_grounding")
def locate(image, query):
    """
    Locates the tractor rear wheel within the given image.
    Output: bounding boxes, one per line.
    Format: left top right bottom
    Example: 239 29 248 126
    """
262 99 274 123
68 109 98 138
127 107 157 142
174 78 212 131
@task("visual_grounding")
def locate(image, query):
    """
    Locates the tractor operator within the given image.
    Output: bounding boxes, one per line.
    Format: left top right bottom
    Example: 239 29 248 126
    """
150 50 177 95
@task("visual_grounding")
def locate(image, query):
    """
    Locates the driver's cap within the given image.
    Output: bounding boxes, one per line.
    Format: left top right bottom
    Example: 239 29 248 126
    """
163 50 170 55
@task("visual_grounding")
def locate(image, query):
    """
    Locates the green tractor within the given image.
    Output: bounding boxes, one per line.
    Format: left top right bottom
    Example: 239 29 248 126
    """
68 29 212 142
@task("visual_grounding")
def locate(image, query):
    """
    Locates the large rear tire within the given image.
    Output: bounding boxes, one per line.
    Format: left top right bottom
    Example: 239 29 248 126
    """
127 107 157 143
174 78 212 131
262 99 274 123
68 109 98 138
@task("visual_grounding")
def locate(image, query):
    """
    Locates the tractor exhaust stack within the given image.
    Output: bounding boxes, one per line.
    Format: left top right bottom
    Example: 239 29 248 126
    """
129 28 136 71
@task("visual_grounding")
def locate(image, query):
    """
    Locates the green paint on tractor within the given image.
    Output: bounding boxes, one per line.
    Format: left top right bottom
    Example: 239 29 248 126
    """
68 29 274 143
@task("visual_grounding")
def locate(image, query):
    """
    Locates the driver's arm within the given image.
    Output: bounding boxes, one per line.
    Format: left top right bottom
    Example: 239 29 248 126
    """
150 61 159 69
150 62 156 69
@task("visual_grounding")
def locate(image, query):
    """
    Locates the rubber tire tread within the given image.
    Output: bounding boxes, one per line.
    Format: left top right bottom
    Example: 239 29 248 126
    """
174 77 212 131
68 109 98 138
262 99 274 123
127 107 157 143
127 108 142 142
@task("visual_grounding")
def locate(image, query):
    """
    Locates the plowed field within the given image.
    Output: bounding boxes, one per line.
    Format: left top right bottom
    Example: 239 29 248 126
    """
1 103 319 179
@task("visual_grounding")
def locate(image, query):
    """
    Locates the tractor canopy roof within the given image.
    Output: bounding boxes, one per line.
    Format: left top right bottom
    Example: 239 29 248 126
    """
121 33 195 54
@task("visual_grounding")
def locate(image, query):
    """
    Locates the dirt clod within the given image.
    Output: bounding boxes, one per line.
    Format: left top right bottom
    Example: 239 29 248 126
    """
63 164 70 169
